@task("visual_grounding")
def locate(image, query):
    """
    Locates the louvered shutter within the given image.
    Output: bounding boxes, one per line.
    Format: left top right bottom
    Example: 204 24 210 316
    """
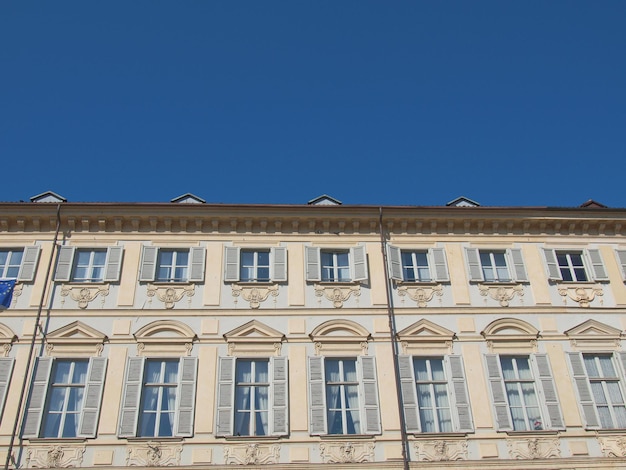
23 357 53 437
224 247 240 282
118 357 145 437
508 248 528 282
398 355 420 433
351 246 368 282
358 356 381 434
54 246 75 281
270 356 288 435
271 247 288 282
616 352 626 380
308 356 327 435
447 355 473 432
586 249 608 281
464 248 483 281
484 354 513 431
532 354 564 430
216 357 235 436
18 246 41 282
567 352 600 429
542 249 562 280
78 357 107 437
387 246 403 281
139 247 158 282
430 248 450 282
616 250 626 280
189 247 206 282
103 246 124 282
175 357 197 437
0 358 14 418
305 247 321 282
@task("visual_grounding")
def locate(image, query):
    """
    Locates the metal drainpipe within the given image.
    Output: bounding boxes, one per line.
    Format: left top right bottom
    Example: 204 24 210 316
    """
4 204 62 470
378 207 410 470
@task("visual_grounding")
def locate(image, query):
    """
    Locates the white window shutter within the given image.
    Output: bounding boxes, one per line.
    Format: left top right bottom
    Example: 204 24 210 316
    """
397 355 420 433
447 355 474 432
484 354 513 431
18 246 40 282
189 247 206 282
270 356 288 436
0 358 15 420
358 356 381 434
387 245 403 281
351 245 368 282
586 249 608 281
508 248 528 282
104 246 124 282
216 357 235 436
532 354 564 430
305 247 321 282
616 352 626 380
430 248 450 282
139 246 158 282
616 250 626 280
54 246 75 281
271 247 288 282
464 248 483 282
176 357 198 437
223 247 240 282
118 357 145 437
78 357 108 438
308 356 327 435
542 249 562 281
567 352 600 429
23 357 53 438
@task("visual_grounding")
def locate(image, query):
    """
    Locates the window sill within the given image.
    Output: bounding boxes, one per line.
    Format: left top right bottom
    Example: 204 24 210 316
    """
125 437 184 442
315 281 358 286
222 435 283 441
396 280 440 286
594 428 626 434
61 281 108 285
318 434 375 440
26 437 87 443
409 432 469 438
504 430 560 436
475 281 520 286
150 281 193 285
233 281 276 286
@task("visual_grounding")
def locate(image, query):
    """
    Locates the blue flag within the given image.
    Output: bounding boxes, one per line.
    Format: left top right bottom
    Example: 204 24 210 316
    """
0 279 16 309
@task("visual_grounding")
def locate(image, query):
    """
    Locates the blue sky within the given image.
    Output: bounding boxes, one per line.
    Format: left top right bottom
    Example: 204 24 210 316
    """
2 1 625 207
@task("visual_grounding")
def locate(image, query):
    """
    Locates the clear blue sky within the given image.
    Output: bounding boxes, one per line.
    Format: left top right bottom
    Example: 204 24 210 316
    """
2 2 625 207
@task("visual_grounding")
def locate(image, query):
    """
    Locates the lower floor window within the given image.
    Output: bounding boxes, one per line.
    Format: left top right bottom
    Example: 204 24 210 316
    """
414 357 452 432
583 354 626 429
235 359 269 436
500 356 543 431
325 358 361 434
139 359 179 437
42 360 88 438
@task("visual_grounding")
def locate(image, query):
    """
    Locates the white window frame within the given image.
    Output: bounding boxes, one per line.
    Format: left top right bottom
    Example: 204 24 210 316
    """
387 246 449 282
305 246 368 283
139 246 205 283
0 246 40 281
71 249 107 282
223 247 287 283
55 246 123 283
138 359 180 437
542 248 608 282
465 248 528 283
156 249 189 283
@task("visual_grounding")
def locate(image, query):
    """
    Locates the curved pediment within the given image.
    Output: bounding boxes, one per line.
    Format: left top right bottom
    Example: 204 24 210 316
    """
565 319 622 351
482 318 539 338
134 320 196 356
45 321 107 357
135 320 196 340
310 320 370 356
0 323 17 343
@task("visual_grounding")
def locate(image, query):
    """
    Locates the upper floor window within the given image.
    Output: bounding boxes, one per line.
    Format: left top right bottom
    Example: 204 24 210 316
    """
72 250 107 282
0 246 40 281
139 359 179 437
305 246 368 283
139 246 205 283
0 250 23 278
557 252 588 282
156 250 188 282
465 248 528 283
387 247 449 283
224 247 287 283
55 246 123 283
543 248 608 283
321 251 350 282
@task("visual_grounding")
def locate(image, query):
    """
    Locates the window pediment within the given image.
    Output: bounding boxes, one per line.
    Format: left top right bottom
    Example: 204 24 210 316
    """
223 320 284 356
45 321 107 357
0 323 16 357
134 320 196 356
310 320 370 356
481 318 539 353
396 319 454 355
565 319 623 351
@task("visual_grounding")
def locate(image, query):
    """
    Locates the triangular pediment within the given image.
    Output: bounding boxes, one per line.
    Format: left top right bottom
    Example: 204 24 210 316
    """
565 319 622 339
224 320 284 342
397 319 455 342
47 321 107 343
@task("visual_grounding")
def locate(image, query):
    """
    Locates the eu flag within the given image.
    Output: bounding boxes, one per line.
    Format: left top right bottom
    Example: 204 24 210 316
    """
0 279 16 309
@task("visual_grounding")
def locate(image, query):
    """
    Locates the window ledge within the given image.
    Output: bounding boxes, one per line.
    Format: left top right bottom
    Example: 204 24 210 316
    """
315 281 358 286
61 281 108 285
125 437 184 442
478 281 521 286
410 432 469 438
222 435 283 441
26 437 88 443
150 281 194 286
504 430 560 436
595 428 626 435
396 280 440 286
233 281 277 286
318 434 376 440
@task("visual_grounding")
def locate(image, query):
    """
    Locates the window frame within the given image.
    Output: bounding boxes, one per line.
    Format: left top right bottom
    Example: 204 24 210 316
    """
139 246 205 283
305 246 368 283
465 248 528 283
55 246 124 283
543 248 608 282
0 246 40 282
223 247 287 283
387 246 449 283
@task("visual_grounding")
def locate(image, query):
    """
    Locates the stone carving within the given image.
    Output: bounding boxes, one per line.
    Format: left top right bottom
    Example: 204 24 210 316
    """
414 439 468 461
223 443 280 465
478 283 524 307
314 284 361 308
397 284 443 307
126 442 182 466
27 445 85 468
319 441 374 464
231 284 279 309
146 284 195 309
558 285 603 307
60 284 110 309
507 437 560 460
598 435 626 457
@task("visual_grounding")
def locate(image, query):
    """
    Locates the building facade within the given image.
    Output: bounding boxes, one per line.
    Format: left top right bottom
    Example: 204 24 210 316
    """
0 193 626 468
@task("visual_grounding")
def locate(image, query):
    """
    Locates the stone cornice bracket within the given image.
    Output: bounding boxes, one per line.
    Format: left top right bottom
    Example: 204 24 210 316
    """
224 443 280 465
314 284 361 308
598 435 626 457
478 283 524 307
60 284 110 309
414 439 468 461
26 444 85 468
146 283 195 309
319 441 375 464
126 441 182 467
231 283 279 309
558 285 603 307
507 437 561 460
397 284 443 307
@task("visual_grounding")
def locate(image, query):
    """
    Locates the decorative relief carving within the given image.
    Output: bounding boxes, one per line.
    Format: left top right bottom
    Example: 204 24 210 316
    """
127 441 182 466
414 440 468 461
27 445 85 468
8 282 23 306
598 436 626 457
224 443 280 465
314 284 361 308
147 284 195 309
397 284 442 307
558 285 603 307
231 284 279 309
319 441 374 464
60 284 109 309
507 438 560 460
478 284 524 307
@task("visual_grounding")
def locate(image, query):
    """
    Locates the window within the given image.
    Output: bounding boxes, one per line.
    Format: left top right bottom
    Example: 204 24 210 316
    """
118 356 197 438
465 248 527 283
0 246 40 281
398 355 473 433
557 252 587 281
308 356 380 435
23 357 107 438
485 354 564 432
387 247 449 282
139 246 205 283
543 248 608 282
0 250 22 278
55 246 123 283
224 247 287 283
568 352 626 429
305 246 368 283
216 356 288 437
